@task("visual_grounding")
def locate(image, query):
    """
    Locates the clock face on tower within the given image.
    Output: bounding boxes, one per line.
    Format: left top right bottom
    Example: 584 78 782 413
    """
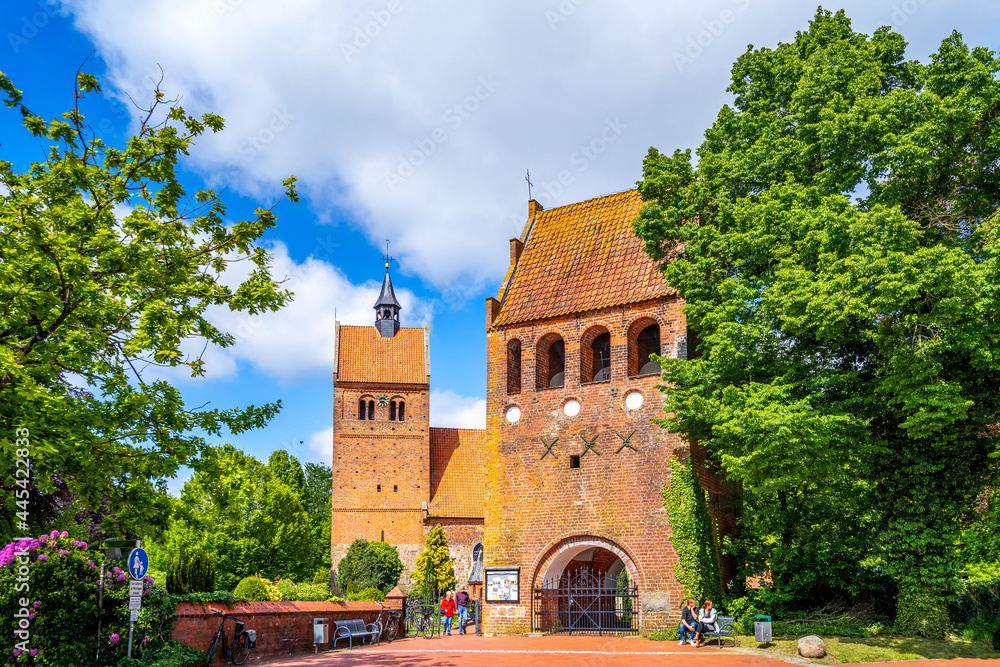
375 394 390 407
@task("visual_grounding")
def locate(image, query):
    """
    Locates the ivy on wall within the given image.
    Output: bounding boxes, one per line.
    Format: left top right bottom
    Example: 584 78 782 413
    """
663 456 723 604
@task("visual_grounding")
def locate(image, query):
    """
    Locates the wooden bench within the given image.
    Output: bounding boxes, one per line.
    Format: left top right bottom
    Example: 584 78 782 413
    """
702 615 738 648
333 619 376 649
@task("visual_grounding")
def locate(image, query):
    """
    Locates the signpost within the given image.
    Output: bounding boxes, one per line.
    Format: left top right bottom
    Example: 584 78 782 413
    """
125 547 149 659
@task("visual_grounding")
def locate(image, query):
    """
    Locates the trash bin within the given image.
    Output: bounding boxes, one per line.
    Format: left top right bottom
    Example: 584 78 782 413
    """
754 614 772 642
313 618 329 645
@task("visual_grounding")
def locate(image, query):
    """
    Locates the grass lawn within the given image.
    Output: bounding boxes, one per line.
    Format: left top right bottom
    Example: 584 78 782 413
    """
647 630 998 663
745 635 998 663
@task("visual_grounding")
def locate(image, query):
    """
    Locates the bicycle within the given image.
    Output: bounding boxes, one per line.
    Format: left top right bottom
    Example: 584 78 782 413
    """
371 600 402 643
204 608 256 667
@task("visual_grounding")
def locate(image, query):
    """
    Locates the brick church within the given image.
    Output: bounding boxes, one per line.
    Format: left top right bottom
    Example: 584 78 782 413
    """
331 189 730 634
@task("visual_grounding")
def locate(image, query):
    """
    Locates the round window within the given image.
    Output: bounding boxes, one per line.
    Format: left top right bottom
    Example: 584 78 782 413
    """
563 399 581 417
505 406 521 423
624 391 644 410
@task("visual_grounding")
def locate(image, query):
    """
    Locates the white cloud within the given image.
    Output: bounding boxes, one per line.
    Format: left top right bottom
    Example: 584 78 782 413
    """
61 0 984 296
151 240 432 383
306 426 333 466
430 389 486 430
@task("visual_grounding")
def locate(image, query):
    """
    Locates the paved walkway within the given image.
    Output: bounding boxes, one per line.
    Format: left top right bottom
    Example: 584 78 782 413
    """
263 634 1000 667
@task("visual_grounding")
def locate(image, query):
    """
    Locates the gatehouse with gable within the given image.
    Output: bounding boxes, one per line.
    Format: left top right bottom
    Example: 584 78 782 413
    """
330 190 733 634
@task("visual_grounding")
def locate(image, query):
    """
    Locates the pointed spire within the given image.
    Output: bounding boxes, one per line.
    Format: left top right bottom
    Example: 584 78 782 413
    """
375 270 402 310
374 238 401 337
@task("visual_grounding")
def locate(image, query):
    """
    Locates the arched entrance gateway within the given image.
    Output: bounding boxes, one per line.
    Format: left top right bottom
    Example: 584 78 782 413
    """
531 535 642 635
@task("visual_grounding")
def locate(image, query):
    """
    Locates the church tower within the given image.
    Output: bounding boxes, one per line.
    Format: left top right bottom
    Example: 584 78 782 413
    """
330 260 432 587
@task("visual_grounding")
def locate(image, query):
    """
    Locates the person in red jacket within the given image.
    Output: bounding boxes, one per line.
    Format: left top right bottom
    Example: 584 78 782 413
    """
440 591 456 635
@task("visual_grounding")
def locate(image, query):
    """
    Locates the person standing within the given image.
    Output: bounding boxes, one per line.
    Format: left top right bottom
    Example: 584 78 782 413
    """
678 598 698 646
694 599 717 647
440 591 457 636
455 586 471 634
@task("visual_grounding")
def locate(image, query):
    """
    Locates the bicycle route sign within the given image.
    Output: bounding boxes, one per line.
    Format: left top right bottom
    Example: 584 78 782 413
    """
127 547 149 580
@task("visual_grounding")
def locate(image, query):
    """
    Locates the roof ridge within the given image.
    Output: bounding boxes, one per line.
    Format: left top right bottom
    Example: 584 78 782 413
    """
536 187 637 216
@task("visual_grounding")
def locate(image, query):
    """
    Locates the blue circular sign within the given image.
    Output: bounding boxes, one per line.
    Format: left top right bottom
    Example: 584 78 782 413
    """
127 547 149 580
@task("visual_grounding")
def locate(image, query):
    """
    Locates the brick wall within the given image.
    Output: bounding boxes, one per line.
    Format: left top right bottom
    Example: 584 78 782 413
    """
172 599 402 664
484 299 697 634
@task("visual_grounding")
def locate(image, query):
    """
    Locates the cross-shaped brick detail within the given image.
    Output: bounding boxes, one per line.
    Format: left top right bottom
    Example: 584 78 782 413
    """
580 434 601 457
615 430 638 454
540 437 559 460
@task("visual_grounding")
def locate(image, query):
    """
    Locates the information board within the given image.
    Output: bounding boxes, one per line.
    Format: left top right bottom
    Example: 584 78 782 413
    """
484 567 519 602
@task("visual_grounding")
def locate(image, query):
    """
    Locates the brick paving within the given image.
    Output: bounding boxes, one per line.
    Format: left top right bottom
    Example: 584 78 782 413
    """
258 634 999 667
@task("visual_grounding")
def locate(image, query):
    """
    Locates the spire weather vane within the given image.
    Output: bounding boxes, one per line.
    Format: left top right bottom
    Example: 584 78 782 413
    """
525 169 533 200
382 238 394 271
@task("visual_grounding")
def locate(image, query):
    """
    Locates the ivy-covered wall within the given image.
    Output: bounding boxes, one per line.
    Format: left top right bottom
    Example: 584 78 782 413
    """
663 456 723 604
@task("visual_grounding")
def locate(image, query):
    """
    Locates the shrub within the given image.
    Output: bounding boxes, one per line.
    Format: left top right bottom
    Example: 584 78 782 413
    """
0 532 183 666
275 578 333 602
347 586 386 602
262 577 282 601
992 623 1000 652
165 548 216 594
312 569 331 586
336 539 403 594
233 576 271 601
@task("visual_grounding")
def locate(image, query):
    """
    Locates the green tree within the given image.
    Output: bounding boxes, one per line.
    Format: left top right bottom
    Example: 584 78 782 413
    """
0 70 298 538
268 450 305 492
634 9 1000 636
412 524 456 597
303 462 333 573
335 538 403 595
161 444 312 590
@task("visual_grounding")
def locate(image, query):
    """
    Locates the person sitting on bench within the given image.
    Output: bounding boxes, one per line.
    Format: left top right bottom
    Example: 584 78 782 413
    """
694 599 717 647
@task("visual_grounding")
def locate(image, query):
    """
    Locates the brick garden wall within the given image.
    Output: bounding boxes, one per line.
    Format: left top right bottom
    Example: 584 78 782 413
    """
484 298 700 634
172 599 401 664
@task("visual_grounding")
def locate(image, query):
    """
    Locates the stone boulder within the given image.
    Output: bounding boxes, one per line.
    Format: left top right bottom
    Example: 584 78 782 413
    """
797 635 827 658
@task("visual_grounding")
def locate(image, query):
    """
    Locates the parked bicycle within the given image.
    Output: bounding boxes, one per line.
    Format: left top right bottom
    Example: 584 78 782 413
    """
371 600 402 643
204 608 256 667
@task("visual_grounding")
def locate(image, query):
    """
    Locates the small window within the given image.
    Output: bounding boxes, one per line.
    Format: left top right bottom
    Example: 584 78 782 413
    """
358 399 365 420
570 455 580 469
635 323 661 376
537 334 565 389
590 332 611 382
377 484 382 492
507 339 522 394
393 484 398 492
398 401 405 421
367 400 375 420
390 401 397 421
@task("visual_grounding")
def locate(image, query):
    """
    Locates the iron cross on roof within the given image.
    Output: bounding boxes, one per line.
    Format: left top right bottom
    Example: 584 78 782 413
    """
382 238 395 270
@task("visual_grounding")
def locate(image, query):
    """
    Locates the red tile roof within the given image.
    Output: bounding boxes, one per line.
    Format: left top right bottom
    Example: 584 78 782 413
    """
428 428 486 518
492 189 673 327
336 325 428 384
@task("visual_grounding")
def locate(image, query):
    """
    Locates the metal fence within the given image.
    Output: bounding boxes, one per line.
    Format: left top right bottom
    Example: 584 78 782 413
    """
533 567 639 636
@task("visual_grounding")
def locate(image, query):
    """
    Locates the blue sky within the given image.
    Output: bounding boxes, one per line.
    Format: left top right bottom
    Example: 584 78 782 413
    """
3 0 998 491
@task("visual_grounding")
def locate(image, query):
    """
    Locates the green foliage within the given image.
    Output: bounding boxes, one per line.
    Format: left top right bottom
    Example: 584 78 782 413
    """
992 623 1000 652
275 578 336 602
949 577 1000 634
159 444 313 590
302 463 333 572
0 71 298 537
347 586 386 602
412 524 457 596
312 569 331 585
261 576 282 601
268 450 305 492
634 8 1000 635
0 532 194 666
232 576 271 602
336 539 403 595
724 596 766 635
616 568 633 626
165 548 215 594
662 457 722 603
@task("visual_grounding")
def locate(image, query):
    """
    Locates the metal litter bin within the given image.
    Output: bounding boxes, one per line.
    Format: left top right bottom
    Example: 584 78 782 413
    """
313 618 329 645
754 614 772 642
